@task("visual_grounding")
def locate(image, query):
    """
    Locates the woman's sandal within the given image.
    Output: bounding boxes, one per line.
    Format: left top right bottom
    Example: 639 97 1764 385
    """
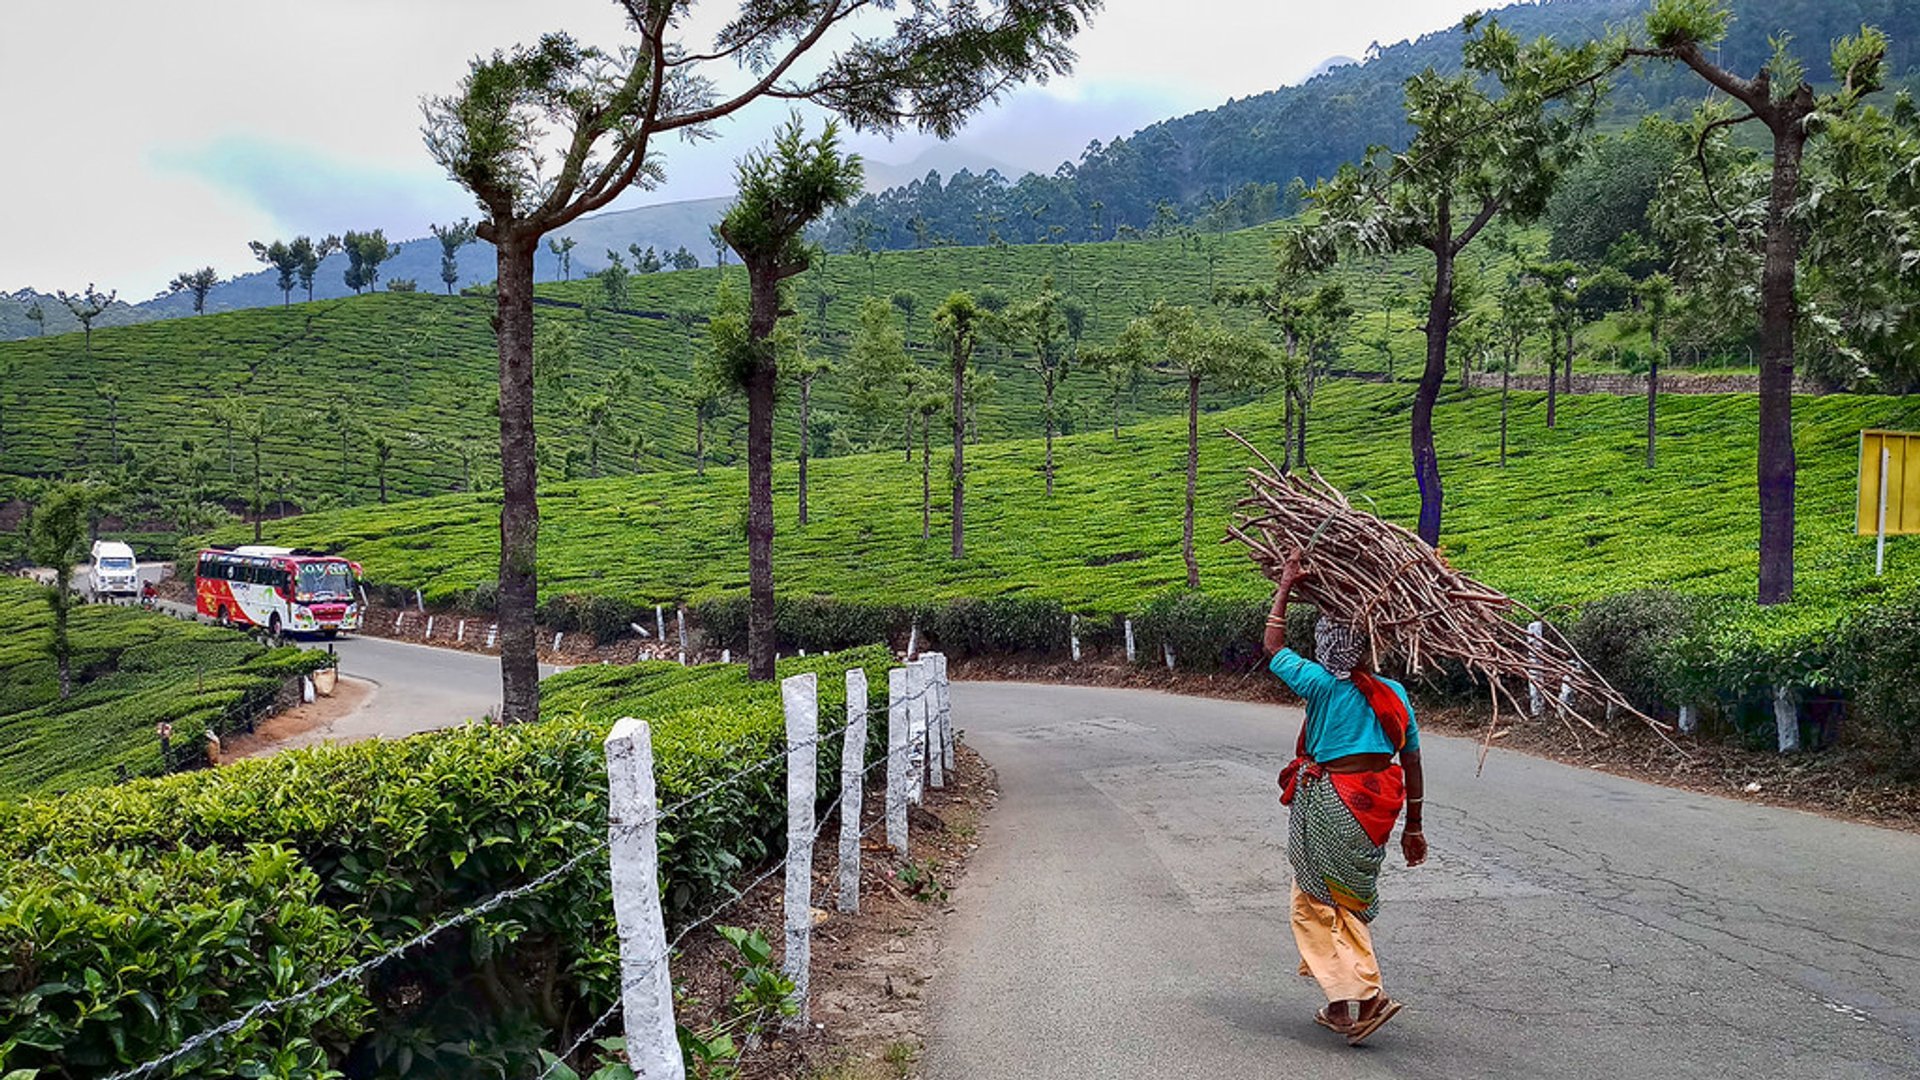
1314 1006 1353 1034
1345 996 1403 1046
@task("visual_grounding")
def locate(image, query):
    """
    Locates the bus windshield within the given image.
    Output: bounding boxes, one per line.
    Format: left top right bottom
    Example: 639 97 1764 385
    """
297 562 355 599
98 557 135 570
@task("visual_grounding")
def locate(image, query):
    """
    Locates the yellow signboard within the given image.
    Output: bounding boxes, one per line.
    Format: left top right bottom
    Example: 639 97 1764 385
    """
1859 430 1920 536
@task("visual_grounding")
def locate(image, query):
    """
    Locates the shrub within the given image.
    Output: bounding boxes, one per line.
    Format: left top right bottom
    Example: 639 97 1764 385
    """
1566 589 1701 717
0 647 895 1078
691 597 904 654
1132 589 1268 671
1838 589 1920 771
920 596 1070 658
541 593 640 644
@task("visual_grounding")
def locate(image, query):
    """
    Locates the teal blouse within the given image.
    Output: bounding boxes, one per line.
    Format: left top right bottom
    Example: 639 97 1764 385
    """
1268 648 1420 760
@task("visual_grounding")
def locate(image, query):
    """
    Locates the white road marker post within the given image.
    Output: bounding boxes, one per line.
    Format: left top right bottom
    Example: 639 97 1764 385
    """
456 619 465 644
486 623 498 648
424 615 435 640
907 660 931 802
1527 620 1545 718
1774 685 1800 754
1124 618 1136 664
676 607 688 658
394 611 406 633
721 648 731 664
780 673 818 1029
1070 615 1081 662
886 667 910 853
838 669 869 914
1877 444 1890 577
1678 704 1698 736
905 619 919 659
1163 641 1175 670
414 587 424 612
553 632 564 654
655 604 666 641
603 718 683 1080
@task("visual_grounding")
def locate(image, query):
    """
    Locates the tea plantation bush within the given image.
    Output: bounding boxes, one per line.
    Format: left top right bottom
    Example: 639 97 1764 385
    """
0 647 892 1078
0 577 330 795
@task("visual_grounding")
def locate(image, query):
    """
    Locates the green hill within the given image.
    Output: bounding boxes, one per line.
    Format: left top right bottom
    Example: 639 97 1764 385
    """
2 222 1527 526
227 381 1920 641
0 578 324 795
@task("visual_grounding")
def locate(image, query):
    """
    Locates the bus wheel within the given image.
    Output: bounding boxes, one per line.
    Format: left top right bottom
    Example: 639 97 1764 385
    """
269 614 284 642
217 606 231 628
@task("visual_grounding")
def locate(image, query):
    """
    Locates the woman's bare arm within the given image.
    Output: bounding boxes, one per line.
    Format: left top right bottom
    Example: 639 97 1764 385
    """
1262 551 1305 655
1400 749 1427 867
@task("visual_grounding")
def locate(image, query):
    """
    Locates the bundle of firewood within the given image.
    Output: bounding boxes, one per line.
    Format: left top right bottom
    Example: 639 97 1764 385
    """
1220 432 1668 752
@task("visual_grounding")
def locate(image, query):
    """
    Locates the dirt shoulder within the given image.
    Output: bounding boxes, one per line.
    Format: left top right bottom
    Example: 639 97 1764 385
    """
948 657 1920 836
221 676 377 759
660 745 994 1080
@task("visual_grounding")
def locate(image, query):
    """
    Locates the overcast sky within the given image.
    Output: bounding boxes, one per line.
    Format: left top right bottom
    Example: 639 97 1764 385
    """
0 0 1487 297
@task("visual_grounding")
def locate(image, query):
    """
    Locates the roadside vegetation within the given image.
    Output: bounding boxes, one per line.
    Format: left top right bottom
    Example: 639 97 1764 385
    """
0 647 889 1077
0 576 327 795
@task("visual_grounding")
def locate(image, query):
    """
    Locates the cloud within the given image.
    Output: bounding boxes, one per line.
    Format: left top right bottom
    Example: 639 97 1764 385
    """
152 136 472 243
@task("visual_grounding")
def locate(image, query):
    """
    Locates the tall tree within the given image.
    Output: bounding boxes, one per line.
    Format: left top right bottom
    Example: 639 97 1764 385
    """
249 240 302 305
56 284 116 363
1637 272 1673 468
931 291 981 557
1293 17 1610 544
548 235 578 281
371 432 394 503
95 382 121 461
342 230 400 294
1492 278 1547 468
1630 1 1886 603
846 295 909 446
716 116 862 680
424 0 1096 718
240 407 272 541
26 484 91 700
1134 303 1270 588
598 249 632 311
629 243 663 273
1004 276 1073 495
168 267 220 314
431 218 478 294
292 235 341 302
787 340 832 527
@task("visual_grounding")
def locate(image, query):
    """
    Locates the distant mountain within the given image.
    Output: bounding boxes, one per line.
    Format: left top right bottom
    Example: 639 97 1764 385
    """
0 197 733 341
822 0 1920 252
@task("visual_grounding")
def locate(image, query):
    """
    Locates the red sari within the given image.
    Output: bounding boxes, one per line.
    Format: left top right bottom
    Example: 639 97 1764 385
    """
1278 670 1410 847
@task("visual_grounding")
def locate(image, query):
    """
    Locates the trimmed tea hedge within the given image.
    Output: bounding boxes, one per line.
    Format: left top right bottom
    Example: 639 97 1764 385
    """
0 647 892 1078
0 577 331 796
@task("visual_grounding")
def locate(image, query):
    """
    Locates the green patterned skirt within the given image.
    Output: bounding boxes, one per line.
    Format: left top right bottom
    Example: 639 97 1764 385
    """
1288 772 1388 923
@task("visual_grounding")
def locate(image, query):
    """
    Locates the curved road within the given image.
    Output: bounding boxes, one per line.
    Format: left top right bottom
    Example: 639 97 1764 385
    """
930 682 1920 1079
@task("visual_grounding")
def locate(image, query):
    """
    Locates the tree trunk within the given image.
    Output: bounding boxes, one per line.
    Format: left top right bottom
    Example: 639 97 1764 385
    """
252 446 263 543
798 376 811 526
921 413 932 541
744 265 781 681
53 571 72 700
1563 320 1575 394
1295 386 1309 468
1184 374 1201 589
1500 366 1510 467
952 347 966 559
1756 128 1805 605
1414 239 1454 547
1646 355 1658 469
1546 324 1559 429
494 237 542 723
1043 377 1056 497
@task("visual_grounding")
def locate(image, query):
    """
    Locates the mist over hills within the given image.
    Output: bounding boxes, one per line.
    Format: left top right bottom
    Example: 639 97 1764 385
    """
0 197 731 341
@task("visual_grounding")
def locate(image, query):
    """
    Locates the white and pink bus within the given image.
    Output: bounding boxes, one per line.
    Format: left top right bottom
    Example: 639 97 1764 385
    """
196 545 363 638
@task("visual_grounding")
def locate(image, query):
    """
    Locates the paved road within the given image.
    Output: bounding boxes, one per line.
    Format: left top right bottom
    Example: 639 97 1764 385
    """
929 682 1920 1080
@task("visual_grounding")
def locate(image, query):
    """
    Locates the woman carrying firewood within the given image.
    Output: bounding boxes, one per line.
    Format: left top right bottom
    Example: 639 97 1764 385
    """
1262 549 1427 1046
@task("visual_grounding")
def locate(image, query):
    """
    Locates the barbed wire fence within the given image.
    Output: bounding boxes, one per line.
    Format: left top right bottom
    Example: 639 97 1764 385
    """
100 653 955 1080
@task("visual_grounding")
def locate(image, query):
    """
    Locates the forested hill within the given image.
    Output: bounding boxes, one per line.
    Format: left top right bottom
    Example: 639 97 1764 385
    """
820 0 1920 252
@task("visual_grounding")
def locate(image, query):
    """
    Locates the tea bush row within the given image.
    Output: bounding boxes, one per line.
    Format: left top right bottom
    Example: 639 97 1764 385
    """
0 647 894 1078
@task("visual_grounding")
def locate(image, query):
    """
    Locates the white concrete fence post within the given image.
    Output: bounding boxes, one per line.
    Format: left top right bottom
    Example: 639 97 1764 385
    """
424 615 435 640
1163 641 1175 670
456 619 465 644
721 648 731 665
553 631 564 654
1527 620 1546 718
1070 615 1081 662
676 607 688 657
394 611 406 633
603 718 684 1080
906 660 930 803
906 620 919 659
1774 685 1800 754
1678 704 1698 736
1124 618 1136 664
838 669 869 914
486 624 498 648
780 673 817 1029
927 651 954 774
414 587 425 612
886 667 910 853
925 661 945 791
655 604 666 642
